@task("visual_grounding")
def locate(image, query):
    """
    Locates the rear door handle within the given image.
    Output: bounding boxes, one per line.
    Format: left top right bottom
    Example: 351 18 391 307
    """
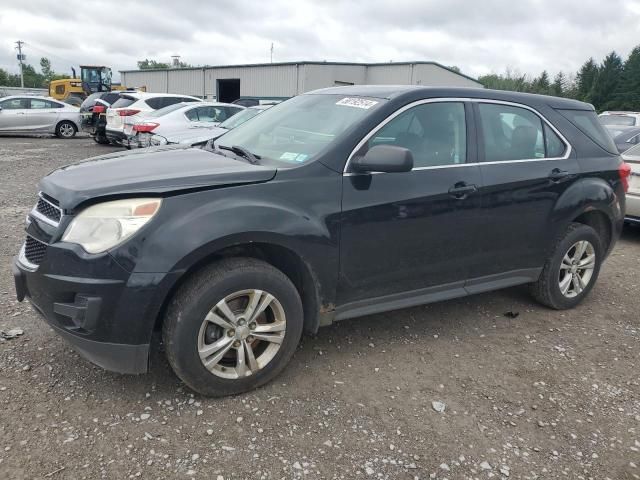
548 168 570 182
448 182 478 199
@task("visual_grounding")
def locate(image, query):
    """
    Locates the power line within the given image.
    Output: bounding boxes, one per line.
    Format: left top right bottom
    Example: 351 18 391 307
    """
22 41 79 72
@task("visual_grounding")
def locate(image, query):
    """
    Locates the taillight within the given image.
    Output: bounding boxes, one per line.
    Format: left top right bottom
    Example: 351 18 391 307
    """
92 105 105 113
619 162 631 193
133 122 159 133
118 109 141 117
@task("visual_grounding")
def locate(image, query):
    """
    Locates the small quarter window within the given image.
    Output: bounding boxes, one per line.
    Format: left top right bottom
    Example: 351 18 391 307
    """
544 124 566 157
367 102 467 167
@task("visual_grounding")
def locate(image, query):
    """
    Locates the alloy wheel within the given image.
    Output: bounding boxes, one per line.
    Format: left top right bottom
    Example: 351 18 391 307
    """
59 123 75 138
197 289 286 379
558 240 596 298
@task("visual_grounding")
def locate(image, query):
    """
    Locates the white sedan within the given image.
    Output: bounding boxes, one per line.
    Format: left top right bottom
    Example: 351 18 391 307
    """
126 102 245 147
0 96 80 138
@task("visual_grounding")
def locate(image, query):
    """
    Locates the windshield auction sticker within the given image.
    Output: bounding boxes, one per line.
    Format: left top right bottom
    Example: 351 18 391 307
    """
336 98 379 109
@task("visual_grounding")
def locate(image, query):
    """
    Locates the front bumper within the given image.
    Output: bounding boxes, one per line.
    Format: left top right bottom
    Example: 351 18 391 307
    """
12 244 177 374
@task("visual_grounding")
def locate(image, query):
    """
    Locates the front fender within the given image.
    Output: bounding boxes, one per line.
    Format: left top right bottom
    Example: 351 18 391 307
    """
110 164 342 315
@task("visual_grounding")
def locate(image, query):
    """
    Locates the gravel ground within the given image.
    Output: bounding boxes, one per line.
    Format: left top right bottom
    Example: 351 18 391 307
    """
1 136 639 480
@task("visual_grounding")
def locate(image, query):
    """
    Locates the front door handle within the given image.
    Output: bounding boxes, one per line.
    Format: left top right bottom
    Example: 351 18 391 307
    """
448 182 478 199
548 168 570 182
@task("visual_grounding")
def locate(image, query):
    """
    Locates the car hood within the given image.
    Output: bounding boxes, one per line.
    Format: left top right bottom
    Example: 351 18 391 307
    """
40 145 277 210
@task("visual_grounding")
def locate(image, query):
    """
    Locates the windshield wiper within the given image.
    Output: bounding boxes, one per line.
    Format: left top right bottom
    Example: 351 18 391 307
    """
218 145 261 165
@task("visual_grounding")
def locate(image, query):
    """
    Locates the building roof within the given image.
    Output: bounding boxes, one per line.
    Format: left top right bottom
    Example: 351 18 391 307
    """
120 60 480 84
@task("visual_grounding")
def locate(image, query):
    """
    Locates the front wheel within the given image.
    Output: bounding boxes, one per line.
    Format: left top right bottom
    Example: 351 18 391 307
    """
162 258 303 396
56 121 77 139
531 223 603 309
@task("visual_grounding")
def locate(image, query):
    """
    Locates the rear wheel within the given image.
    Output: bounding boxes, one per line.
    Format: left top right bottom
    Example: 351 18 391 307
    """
531 223 603 309
93 133 110 144
162 258 303 396
56 121 77 139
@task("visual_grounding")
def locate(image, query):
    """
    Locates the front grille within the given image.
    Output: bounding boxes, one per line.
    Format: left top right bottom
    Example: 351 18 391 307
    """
36 196 62 223
24 236 47 265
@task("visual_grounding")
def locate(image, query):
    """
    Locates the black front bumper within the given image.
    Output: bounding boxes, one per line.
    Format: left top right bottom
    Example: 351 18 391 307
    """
12 247 177 375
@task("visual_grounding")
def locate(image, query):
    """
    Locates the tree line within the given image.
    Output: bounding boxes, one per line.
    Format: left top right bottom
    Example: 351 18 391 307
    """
0 58 70 88
478 46 640 112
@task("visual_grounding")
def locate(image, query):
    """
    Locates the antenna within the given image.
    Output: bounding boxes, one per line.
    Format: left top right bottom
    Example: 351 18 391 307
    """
15 40 25 88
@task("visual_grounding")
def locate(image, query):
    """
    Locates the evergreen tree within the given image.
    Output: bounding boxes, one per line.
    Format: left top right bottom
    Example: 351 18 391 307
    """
590 52 623 110
616 46 640 110
531 70 551 94
575 58 599 102
551 72 566 97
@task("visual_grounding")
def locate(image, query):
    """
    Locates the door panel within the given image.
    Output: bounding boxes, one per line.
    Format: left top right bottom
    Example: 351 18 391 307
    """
472 102 581 278
0 98 28 131
24 99 60 132
337 100 484 306
339 166 484 304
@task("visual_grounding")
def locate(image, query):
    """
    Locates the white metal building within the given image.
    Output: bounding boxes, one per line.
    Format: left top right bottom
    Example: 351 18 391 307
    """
119 61 482 103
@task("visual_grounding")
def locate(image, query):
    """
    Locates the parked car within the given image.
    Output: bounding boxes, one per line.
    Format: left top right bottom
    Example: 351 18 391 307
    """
603 125 640 153
79 91 123 144
0 95 80 138
105 92 201 145
621 143 640 224
13 86 631 397
599 111 640 127
126 101 245 148
146 105 272 148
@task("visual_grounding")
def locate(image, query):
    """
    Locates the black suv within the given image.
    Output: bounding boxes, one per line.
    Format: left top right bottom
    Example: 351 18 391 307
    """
13 86 631 396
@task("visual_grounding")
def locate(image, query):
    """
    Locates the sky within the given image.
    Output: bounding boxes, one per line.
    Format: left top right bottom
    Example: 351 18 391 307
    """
1 0 640 82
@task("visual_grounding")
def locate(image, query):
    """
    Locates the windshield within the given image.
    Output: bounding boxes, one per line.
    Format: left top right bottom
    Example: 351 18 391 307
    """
599 114 636 126
147 102 189 118
216 94 385 164
219 108 263 130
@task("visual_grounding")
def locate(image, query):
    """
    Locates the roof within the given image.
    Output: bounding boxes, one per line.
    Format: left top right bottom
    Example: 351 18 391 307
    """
307 85 592 110
120 60 480 84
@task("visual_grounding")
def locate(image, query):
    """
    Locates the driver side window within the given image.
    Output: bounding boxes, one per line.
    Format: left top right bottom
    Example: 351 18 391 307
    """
1 98 28 109
367 102 467 168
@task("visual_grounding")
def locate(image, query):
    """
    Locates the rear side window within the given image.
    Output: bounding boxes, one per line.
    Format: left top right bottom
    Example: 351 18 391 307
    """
478 103 566 161
558 109 618 154
111 96 136 108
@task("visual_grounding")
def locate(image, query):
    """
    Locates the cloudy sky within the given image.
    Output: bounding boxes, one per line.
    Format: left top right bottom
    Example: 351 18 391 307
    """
1 0 640 81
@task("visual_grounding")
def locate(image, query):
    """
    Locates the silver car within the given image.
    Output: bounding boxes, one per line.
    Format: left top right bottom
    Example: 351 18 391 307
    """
126 101 245 147
0 96 81 138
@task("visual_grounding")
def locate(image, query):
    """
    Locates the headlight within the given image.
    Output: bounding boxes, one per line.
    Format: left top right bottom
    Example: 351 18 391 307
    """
62 198 162 253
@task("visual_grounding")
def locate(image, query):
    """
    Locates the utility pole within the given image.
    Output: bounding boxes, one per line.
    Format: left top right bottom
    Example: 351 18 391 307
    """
270 43 274 63
15 40 25 87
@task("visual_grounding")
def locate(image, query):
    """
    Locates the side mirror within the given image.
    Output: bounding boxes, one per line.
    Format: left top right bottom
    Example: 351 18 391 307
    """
351 145 414 173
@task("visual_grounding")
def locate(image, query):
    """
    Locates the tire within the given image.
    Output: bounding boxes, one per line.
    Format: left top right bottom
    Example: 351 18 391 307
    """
530 223 603 309
93 134 110 145
55 121 77 139
162 258 304 397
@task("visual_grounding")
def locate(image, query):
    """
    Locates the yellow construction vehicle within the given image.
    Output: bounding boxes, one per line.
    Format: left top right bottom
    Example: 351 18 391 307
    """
49 65 127 106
